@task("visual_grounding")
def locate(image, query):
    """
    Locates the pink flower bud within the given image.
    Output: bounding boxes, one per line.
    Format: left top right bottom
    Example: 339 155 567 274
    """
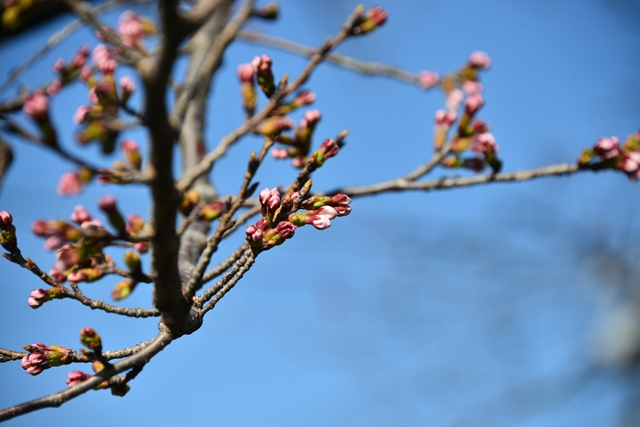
619 152 640 174
472 132 499 155
70 205 92 225
46 79 62 96
259 188 281 216
117 11 144 47
56 244 80 269
465 94 484 115
56 171 83 196
98 195 117 213
119 76 136 98
0 211 12 227
120 139 141 169
593 136 620 160
366 6 388 26
251 54 272 76
79 66 92 82
49 269 66 282
237 63 254 83
445 88 463 112
462 80 483 95
66 371 92 388
256 116 295 135
318 138 339 159
435 110 457 128
73 105 91 124
468 51 492 69
300 109 321 128
271 147 289 159
309 206 337 230
418 70 439 89
471 119 491 134
134 242 149 253
52 58 64 73
28 288 48 308
71 45 90 68
23 92 49 122
92 44 117 75
294 90 315 106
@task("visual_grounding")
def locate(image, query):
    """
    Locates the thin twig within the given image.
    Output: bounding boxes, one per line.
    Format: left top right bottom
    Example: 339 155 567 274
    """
201 242 248 284
324 163 603 197
237 30 423 86
200 250 255 314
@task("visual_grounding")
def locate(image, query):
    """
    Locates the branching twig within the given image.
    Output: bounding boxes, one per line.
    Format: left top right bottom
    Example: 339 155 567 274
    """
201 242 248 285
0 331 172 422
200 250 255 314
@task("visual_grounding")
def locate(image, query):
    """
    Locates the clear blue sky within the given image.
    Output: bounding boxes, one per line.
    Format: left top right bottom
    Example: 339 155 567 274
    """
1 1 639 425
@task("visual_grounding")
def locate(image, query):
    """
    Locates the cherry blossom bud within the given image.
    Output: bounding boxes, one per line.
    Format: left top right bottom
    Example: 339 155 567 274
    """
23 92 49 122
312 138 339 166
80 66 92 82
21 352 46 375
294 90 315 107
252 55 275 97
263 221 296 247
418 70 439 90
80 327 102 352
73 105 91 125
0 210 12 227
271 147 289 159
462 80 483 95
99 195 126 233
300 109 321 129
124 250 141 272
49 269 66 282
302 194 352 216
256 116 294 135
619 152 640 178
468 51 492 69
56 244 80 269
28 288 47 308
112 279 136 300
66 371 92 388
237 63 254 84
593 136 620 160
92 44 118 75
445 88 464 111
52 58 64 73
119 76 136 102
435 110 457 129
120 139 141 169
70 205 92 225
134 242 149 253
46 79 62 96
126 214 145 236
465 94 484 115
352 6 388 35
471 119 491 135
56 171 83 196
71 45 90 68
117 11 144 47
289 206 338 230
200 201 225 221
0 211 16 250
472 132 499 154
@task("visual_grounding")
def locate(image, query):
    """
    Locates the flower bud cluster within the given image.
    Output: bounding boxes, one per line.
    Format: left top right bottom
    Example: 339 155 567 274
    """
27 287 64 309
117 11 155 49
0 210 17 251
23 91 58 146
80 327 102 352
21 343 73 376
252 54 276 97
579 131 640 179
246 183 351 251
237 63 257 116
270 110 324 168
57 166 94 196
351 6 388 36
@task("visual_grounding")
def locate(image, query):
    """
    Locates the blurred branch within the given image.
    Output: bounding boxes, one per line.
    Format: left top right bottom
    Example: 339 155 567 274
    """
326 163 607 197
237 29 423 87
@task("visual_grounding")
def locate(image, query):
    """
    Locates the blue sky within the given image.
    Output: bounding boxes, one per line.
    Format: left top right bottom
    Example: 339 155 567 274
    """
1 1 639 425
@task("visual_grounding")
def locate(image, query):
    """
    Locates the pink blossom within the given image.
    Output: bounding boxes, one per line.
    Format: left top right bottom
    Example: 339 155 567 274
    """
21 351 47 375
73 105 90 124
271 147 289 159
44 234 65 250
309 206 337 230
465 94 484 115
418 70 439 89
92 44 117 75
28 289 48 309
66 371 92 388
49 269 66 282
117 11 144 47
366 6 388 26
52 58 64 73
619 152 640 176
330 194 352 216
435 109 457 128
237 63 254 83
67 270 88 283
445 88 464 112
23 92 49 122
134 242 149 253
80 219 104 234
468 51 492 69
119 76 136 97
593 136 620 160
291 157 305 168
462 80 483 95
57 171 83 196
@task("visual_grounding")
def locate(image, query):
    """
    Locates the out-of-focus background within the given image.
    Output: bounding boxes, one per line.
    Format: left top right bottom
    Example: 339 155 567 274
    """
1 1 639 425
